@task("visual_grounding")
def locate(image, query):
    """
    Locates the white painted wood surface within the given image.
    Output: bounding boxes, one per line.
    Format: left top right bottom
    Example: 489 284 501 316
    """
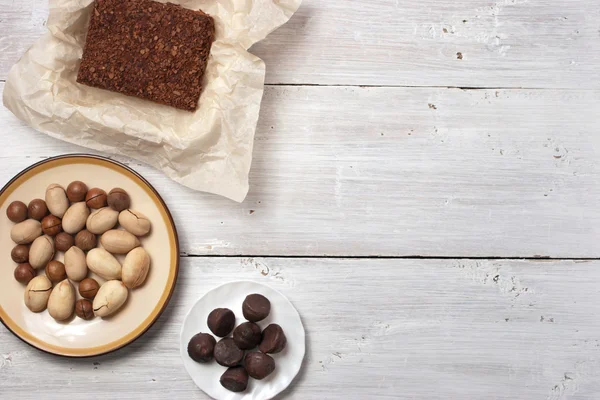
1 83 599 257
2 0 600 399
2 258 600 399
1 0 599 87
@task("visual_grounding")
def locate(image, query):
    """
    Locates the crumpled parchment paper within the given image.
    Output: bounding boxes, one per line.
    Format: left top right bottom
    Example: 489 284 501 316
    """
3 0 301 202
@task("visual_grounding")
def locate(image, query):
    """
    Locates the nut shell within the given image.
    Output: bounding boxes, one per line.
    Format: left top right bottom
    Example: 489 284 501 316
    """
79 278 100 299
75 299 94 320
93 280 128 317
45 184 69 218
29 235 55 269
121 247 151 288
86 248 122 280
41 214 62 236
47 279 75 321
118 209 151 236
66 181 88 202
11 244 29 263
24 275 52 312
45 260 67 283
54 232 74 252
27 199 48 221
62 202 89 234
75 229 97 252
107 188 130 212
85 188 107 209
100 230 140 254
14 263 36 285
7 201 28 223
10 219 42 244
86 207 119 234
64 246 88 281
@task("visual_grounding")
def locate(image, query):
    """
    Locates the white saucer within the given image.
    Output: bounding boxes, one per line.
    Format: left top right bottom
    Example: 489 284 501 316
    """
180 281 305 399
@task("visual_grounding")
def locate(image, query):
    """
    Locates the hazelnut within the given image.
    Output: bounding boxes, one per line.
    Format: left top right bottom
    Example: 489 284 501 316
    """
41 215 63 236
79 278 100 299
75 230 97 251
75 299 94 320
11 244 29 263
7 201 28 223
28 199 48 221
107 188 130 211
54 232 74 252
85 188 107 209
66 181 88 202
45 260 67 283
14 263 36 285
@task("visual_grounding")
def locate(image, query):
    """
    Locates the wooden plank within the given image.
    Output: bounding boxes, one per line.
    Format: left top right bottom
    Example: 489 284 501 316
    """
1 258 600 399
1 83 600 257
1 0 600 87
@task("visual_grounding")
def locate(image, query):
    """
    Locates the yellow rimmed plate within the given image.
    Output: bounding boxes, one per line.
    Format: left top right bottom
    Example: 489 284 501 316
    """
0 154 179 357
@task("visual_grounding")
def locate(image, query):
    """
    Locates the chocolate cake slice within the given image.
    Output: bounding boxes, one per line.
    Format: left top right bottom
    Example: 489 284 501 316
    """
77 0 215 111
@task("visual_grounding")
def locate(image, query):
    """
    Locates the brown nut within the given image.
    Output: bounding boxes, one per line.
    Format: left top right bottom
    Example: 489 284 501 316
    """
75 299 94 320
79 278 100 299
66 181 88 202
85 188 107 209
41 215 63 236
29 235 55 269
14 263 36 285
48 279 75 321
11 244 29 263
54 232 74 252
28 199 48 221
7 201 28 223
45 260 67 283
24 275 52 312
75 230 97 252
107 188 130 212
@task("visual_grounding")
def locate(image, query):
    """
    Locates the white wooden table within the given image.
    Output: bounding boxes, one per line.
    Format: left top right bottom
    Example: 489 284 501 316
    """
2 1 600 398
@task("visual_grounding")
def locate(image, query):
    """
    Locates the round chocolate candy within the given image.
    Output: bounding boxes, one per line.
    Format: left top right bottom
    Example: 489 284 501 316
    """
207 308 235 337
233 322 261 350
214 338 244 367
220 367 249 393
259 324 287 354
187 333 216 363
242 294 271 322
244 352 275 380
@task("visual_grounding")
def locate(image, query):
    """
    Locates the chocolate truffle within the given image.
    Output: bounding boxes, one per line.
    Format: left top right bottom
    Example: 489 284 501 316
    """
259 324 287 354
242 294 271 322
233 322 262 350
214 338 244 367
220 367 249 393
244 352 275 380
207 308 235 337
187 333 216 363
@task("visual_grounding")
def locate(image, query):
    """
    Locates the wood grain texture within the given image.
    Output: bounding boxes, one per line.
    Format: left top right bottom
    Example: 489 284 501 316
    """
1 0 600 87
1 258 600 399
1 83 599 257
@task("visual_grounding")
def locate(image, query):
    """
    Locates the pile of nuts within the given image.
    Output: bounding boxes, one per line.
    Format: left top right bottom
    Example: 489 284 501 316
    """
7 182 152 321
187 294 288 393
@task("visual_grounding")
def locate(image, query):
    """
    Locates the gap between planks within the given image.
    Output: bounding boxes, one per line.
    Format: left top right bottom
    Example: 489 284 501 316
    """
180 254 598 261
1 78 594 91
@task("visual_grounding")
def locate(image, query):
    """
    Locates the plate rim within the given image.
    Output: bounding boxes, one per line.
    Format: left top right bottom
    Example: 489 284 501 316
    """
179 280 306 400
0 153 180 358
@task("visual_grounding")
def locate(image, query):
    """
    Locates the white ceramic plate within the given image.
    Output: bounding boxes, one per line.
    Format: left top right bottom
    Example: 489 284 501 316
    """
0 154 179 357
180 281 305 400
